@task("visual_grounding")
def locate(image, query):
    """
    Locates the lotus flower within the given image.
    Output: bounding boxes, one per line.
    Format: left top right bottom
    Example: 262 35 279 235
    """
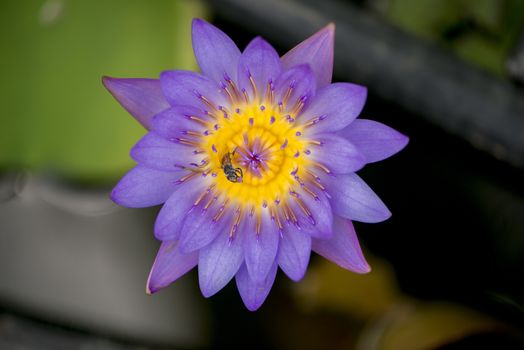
103 19 408 311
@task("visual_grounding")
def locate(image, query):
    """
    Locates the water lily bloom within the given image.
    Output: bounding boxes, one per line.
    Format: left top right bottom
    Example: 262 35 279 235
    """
103 19 408 311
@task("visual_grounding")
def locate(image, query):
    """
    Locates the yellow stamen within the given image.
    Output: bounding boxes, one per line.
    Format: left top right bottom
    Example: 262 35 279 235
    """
195 90 315 215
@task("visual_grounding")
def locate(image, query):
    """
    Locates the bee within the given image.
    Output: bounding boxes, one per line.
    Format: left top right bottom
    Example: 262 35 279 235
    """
221 150 243 183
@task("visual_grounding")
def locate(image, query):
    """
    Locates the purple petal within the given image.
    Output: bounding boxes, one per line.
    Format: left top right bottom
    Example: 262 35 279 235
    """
277 226 311 281
238 37 282 101
192 18 241 85
243 211 280 283
337 119 409 163
281 23 335 89
308 133 366 174
159 70 228 110
198 227 245 297
324 173 391 223
130 132 201 171
274 64 316 114
178 196 232 253
301 83 367 134
236 262 278 311
151 105 210 140
312 216 371 273
110 165 183 208
146 241 198 294
102 77 169 129
154 179 209 240
288 187 333 239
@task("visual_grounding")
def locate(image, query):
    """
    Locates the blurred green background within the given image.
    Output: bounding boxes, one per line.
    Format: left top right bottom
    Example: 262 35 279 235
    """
0 0 205 180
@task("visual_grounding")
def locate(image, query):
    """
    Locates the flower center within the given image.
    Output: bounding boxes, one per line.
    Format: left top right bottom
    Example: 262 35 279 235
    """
202 101 309 208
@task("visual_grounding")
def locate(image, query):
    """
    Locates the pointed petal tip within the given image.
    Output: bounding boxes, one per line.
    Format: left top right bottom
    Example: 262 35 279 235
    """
346 83 368 100
101 75 133 95
248 36 271 47
109 164 184 209
109 188 120 205
358 263 372 274
343 261 372 274
325 173 392 223
339 119 409 163
146 241 199 295
385 129 410 152
245 301 263 312
320 22 335 37
145 284 155 295
288 271 306 282
109 182 137 208
399 133 410 150
236 263 277 311
146 280 162 295
281 23 335 88
201 291 213 298
309 22 335 41
199 281 217 298
158 70 171 82
357 84 368 98
146 259 160 295
392 134 410 158
191 17 241 84
355 154 367 172
145 271 156 295
191 17 206 29
244 36 276 55
153 221 164 240
313 217 374 273
101 75 118 93
101 75 111 86
349 253 372 274
101 76 169 129
367 206 392 223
